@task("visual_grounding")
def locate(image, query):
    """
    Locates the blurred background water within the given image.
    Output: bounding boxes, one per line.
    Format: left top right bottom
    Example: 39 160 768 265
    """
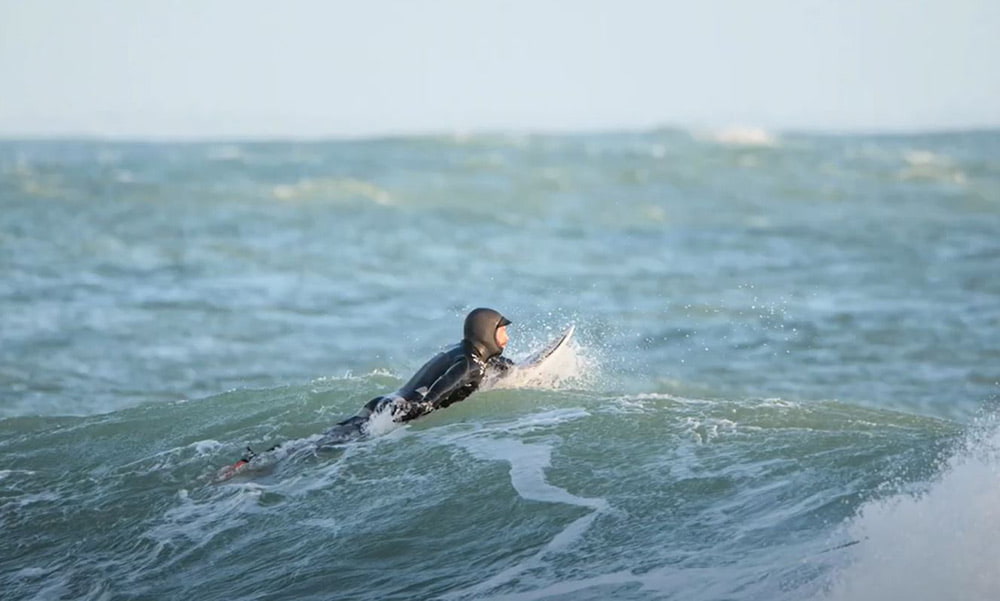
1 128 999 600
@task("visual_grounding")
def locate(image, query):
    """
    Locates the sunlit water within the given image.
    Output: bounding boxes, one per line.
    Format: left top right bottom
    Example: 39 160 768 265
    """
1 129 998 600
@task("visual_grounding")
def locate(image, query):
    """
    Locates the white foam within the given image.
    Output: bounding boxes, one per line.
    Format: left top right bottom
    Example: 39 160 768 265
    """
682 416 738 444
905 150 947 166
505 407 592 433
365 405 407 438
460 437 604 510
143 486 264 559
822 422 1000 600
271 177 393 205
114 439 225 474
3 491 59 509
0 469 35 481
695 126 779 147
431 407 591 443
193 439 223 456
311 367 399 384
898 149 967 184
11 566 53 579
441 433 608 599
268 435 379 498
299 517 342 532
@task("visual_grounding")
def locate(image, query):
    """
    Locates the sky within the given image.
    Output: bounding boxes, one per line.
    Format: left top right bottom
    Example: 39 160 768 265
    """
1 0 998 138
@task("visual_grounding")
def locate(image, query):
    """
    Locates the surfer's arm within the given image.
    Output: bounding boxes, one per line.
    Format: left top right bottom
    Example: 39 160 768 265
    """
391 366 466 421
416 359 472 411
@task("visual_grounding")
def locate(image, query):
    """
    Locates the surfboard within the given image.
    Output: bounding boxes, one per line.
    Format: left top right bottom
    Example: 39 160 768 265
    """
519 324 575 369
484 324 575 389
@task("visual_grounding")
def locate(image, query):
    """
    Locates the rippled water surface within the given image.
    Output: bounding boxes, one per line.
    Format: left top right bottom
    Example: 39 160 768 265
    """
1 129 999 600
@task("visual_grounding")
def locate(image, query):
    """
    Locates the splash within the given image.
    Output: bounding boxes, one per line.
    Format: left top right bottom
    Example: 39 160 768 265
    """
486 333 599 391
822 420 1000 600
364 405 407 437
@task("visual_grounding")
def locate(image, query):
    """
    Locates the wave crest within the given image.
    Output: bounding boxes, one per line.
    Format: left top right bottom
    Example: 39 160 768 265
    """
823 419 1000 600
271 177 392 204
695 126 779 147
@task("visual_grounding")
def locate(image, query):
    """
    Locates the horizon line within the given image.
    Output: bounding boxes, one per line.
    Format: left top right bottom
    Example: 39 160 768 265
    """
1 122 998 144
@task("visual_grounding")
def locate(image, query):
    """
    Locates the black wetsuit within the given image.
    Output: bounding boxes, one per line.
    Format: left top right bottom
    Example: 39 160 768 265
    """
327 308 513 438
335 342 512 428
236 308 513 461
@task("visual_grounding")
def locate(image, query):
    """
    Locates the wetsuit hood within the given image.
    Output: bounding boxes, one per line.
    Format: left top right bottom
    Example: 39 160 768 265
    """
463 307 511 359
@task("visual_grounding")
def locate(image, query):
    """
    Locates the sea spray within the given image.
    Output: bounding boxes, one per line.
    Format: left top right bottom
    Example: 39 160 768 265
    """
822 417 1000 600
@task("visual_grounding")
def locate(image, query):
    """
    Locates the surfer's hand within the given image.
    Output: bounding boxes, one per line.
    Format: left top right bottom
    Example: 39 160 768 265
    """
391 400 415 422
240 446 258 463
487 355 515 374
392 400 432 422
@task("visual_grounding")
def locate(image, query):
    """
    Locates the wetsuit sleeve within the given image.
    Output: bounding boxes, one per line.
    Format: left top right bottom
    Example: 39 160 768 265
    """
391 360 473 422
419 358 473 409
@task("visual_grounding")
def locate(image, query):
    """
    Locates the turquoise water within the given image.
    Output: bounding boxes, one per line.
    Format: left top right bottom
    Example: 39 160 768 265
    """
1 129 999 600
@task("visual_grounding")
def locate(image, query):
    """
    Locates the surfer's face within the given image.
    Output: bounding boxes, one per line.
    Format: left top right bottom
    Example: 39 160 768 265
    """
495 325 509 350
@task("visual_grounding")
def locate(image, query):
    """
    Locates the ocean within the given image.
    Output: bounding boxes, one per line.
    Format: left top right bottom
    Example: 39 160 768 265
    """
1 128 998 600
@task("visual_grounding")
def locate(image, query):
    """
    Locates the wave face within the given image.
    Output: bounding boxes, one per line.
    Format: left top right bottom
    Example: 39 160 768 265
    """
0 373 965 601
1 130 999 600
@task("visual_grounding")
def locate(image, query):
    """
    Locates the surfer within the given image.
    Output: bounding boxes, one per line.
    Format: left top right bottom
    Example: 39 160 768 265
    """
230 308 514 470
329 307 513 434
